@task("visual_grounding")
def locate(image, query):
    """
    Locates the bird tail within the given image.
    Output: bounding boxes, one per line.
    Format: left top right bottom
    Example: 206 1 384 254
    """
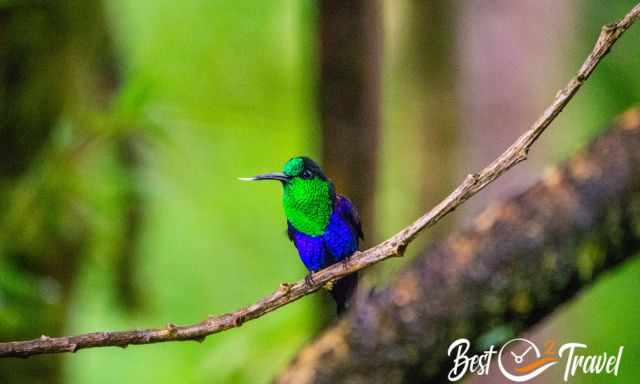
329 272 358 315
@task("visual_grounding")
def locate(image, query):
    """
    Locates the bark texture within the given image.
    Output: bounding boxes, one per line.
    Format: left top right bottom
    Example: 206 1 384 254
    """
278 109 640 383
0 1 115 382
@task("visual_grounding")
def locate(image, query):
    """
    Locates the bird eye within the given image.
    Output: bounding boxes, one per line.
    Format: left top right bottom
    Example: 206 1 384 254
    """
301 169 313 179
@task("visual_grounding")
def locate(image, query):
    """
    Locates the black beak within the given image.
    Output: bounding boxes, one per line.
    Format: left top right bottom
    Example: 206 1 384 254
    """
238 172 290 182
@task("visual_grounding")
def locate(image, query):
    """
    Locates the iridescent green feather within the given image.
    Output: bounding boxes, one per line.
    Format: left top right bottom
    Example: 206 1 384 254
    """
283 176 332 236
283 157 304 177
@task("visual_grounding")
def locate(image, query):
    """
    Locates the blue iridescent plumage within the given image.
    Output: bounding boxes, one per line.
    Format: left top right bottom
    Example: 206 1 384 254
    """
288 193 362 314
288 194 362 272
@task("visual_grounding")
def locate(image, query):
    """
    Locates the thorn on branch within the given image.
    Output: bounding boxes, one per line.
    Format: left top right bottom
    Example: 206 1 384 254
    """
278 283 292 296
192 336 206 343
233 315 246 327
602 23 617 34
517 148 529 162
388 241 407 257
465 173 479 186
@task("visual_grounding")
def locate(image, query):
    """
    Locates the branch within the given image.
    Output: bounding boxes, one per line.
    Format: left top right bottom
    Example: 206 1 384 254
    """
277 109 640 383
1 2 639 359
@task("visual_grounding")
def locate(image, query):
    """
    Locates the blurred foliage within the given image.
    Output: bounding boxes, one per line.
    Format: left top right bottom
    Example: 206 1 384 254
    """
0 1 639 383
64 1 320 383
0 0 119 381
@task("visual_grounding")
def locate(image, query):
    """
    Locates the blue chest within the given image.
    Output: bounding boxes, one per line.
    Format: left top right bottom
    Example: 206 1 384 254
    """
289 210 359 272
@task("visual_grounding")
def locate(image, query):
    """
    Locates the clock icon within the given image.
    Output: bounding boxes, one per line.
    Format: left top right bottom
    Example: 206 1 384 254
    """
498 338 559 382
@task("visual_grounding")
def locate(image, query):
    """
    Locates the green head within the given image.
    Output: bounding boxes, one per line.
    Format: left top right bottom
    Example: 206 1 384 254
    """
240 157 333 236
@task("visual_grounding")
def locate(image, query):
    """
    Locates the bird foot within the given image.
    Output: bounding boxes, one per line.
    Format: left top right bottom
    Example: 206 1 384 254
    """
304 273 315 288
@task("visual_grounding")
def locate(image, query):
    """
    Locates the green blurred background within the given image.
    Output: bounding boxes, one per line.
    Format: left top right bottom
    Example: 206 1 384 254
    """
0 1 638 383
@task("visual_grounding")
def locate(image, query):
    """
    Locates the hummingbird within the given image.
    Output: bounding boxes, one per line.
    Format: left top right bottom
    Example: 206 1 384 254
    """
240 156 363 314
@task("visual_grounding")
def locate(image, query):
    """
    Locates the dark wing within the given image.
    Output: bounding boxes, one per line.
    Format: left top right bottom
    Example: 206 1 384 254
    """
287 221 295 242
335 194 364 241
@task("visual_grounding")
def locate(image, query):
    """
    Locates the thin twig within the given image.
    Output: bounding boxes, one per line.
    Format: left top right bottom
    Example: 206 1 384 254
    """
1 2 639 359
